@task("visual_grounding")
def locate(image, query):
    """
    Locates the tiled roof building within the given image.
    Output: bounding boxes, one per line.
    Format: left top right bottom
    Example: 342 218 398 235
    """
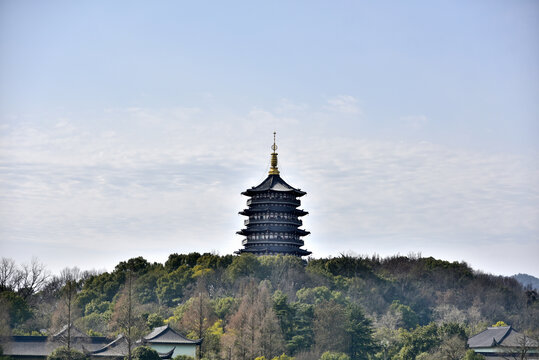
468 325 539 359
0 324 200 359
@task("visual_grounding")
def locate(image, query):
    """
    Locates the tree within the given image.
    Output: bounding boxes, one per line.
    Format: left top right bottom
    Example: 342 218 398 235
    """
435 335 466 360
0 258 19 291
320 352 350 360
130 346 160 360
502 332 539 360
180 293 216 358
388 301 419 330
397 323 441 360
115 257 151 275
313 300 347 354
47 346 87 360
111 270 145 360
0 291 32 329
17 258 50 300
463 350 485 360
271 355 295 360
156 265 192 306
225 254 262 282
51 267 82 352
221 282 285 360
146 313 164 329
345 303 378 360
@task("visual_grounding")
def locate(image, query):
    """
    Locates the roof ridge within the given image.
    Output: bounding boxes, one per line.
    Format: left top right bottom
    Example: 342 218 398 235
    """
497 325 513 344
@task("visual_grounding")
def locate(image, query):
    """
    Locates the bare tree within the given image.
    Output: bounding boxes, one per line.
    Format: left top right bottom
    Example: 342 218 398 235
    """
0 258 20 291
502 332 539 360
51 267 82 355
111 270 145 360
437 335 466 360
221 282 284 360
17 258 50 299
180 292 216 359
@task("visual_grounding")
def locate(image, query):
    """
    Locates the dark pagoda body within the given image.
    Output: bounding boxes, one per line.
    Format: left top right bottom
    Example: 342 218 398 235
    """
236 134 311 257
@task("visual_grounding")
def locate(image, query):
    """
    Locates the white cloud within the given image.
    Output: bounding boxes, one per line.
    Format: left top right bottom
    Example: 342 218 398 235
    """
324 95 362 115
0 106 537 275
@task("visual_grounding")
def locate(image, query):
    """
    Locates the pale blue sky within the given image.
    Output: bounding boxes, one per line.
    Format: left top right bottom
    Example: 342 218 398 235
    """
0 0 538 276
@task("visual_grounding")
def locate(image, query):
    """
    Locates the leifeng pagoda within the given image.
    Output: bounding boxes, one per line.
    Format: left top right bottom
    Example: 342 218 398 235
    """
236 133 311 257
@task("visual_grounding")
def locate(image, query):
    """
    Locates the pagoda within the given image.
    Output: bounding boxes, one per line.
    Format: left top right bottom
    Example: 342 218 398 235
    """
236 133 311 257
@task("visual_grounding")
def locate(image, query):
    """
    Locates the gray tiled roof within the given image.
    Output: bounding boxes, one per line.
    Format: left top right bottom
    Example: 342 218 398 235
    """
0 325 200 358
143 324 201 345
90 334 129 357
0 336 108 357
468 326 539 348
52 324 88 338
243 175 305 196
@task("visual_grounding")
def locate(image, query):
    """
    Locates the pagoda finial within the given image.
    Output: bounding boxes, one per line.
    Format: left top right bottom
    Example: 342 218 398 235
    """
269 131 280 175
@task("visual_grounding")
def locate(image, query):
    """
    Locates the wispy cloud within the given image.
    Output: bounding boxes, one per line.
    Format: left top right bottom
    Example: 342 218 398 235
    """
324 95 362 115
1 106 537 275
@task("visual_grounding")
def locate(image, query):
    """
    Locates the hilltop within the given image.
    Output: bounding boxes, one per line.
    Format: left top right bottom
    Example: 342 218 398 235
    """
1 253 537 359
513 273 539 290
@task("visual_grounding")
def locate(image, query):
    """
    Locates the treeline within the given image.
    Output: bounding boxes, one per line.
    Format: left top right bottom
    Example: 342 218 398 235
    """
1 253 538 360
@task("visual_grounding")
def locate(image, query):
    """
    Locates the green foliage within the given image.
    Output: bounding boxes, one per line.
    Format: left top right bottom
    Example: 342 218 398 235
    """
146 313 164 329
389 300 419 329
87 329 103 336
320 352 350 360
396 323 441 360
77 312 110 335
12 329 44 336
3 253 538 359
463 350 486 360
84 299 111 315
345 303 378 359
309 255 372 278
271 354 295 360
285 302 314 354
130 346 160 360
172 356 195 360
492 320 508 327
212 296 238 319
296 286 346 305
438 322 466 340
297 286 331 304
225 254 262 281
47 346 87 360
0 291 32 327
156 265 193 306
115 257 151 274
136 269 164 304
166 253 201 271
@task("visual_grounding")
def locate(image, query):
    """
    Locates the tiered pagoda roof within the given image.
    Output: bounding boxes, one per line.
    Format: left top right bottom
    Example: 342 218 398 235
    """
236 133 311 257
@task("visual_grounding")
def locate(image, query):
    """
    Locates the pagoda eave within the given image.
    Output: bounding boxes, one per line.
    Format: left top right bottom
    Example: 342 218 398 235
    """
237 228 309 236
239 208 308 216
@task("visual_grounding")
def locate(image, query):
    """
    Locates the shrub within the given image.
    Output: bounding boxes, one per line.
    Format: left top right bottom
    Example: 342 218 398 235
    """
47 346 87 360
130 346 160 360
320 352 350 360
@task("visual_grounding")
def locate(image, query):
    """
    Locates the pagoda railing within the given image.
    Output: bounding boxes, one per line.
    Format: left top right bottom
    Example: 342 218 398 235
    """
246 198 300 206
242 239 304 246
244 218 302 226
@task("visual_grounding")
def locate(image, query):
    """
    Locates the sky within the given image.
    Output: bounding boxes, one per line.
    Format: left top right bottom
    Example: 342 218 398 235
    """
0 0 538 277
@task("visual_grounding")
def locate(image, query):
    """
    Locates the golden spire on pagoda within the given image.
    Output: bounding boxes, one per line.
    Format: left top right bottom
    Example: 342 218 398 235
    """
269 131 280 175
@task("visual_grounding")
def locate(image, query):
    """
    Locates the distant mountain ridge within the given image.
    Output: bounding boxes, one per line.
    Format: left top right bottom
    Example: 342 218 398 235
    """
513 273 539 290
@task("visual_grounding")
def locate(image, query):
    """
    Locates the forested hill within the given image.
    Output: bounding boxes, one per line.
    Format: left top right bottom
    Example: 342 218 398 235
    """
513 273 539 290
1 253 538 359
